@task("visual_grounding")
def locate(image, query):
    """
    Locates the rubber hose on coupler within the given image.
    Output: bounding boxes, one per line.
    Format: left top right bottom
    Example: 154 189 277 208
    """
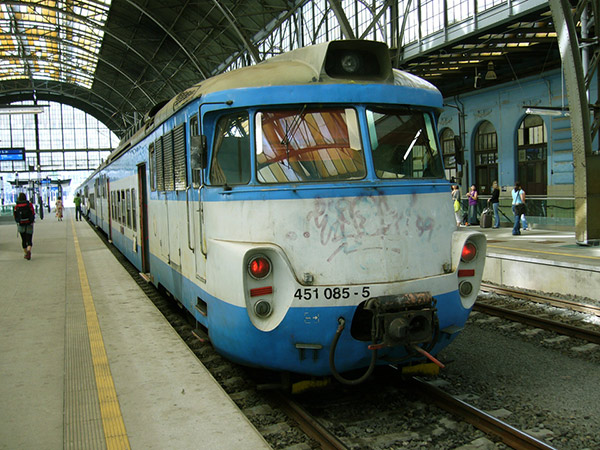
329 317 377 385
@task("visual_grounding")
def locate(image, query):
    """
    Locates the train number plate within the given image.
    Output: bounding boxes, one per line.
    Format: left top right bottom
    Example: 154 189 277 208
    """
294 287 371 301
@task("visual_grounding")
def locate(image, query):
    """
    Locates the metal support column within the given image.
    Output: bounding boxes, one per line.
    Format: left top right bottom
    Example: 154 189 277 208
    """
549 0 599 245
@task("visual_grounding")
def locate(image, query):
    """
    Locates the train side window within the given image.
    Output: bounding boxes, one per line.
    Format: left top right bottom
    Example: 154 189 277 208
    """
190 115 201 188
156 137 165 191
114 191 119 222
173 123 187 190
121 190 126 224
126 189 132 228
131 188 137 232
163 131 175 191
149 143 156 191
209 112 250 186
112 191 117 220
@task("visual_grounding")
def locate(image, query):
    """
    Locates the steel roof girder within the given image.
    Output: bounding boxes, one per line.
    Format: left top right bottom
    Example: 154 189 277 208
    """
549 0 599 245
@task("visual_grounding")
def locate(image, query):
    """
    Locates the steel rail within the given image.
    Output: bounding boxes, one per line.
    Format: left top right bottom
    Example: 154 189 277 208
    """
412 377 557 450
266 391 349 450
480 283 600 317
473 302 600 345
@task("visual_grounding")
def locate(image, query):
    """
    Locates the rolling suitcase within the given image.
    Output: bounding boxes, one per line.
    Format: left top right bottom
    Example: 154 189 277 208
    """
480 208 493 228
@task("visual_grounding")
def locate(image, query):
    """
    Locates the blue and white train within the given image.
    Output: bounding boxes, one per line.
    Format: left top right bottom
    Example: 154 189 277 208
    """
80 40 486 384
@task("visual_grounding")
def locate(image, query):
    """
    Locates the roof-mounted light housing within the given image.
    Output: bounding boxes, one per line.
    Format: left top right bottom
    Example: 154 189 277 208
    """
324 40 393 82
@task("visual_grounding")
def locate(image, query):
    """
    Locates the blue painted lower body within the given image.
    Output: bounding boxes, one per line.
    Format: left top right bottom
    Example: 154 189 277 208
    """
206 291 467 376
100 222 470 376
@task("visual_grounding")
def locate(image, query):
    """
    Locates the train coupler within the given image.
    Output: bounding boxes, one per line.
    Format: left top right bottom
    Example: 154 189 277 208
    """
364 292 438 348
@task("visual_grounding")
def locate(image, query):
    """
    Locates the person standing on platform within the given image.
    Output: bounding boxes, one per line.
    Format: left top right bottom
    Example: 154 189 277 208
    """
489 181 500 228
13 192 35 260
511 181 526 235
520 187 529 231
466 184 478 226
55 196 64 221
74 192 82 221
451 184 462 226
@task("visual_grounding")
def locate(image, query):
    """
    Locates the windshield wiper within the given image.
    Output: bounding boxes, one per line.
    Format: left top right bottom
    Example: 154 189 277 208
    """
403 128 422 161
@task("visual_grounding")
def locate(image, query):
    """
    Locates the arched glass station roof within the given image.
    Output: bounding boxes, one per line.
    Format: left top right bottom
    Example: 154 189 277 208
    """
0 0 587 138
1 0 111 88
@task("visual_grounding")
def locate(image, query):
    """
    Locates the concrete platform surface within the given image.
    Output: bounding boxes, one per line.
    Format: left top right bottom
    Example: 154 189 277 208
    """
0 209 270 450
475 226 600 300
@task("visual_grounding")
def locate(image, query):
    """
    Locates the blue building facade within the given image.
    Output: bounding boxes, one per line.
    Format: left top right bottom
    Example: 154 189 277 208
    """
438 69 598 229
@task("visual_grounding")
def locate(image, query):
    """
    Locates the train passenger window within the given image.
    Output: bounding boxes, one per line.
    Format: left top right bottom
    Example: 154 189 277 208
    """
173 124 187 190
126 190 132 228
155 138 165 191
256 108 365 183
367 108 443 179
163 132 175 191
209 112 250 185
190 115 201 188
121 190 126 224
131 188 137 231
112 191 116 220
149 143 156 192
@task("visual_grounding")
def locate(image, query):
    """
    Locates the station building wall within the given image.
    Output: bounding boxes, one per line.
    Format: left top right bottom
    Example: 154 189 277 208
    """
438 69 598 229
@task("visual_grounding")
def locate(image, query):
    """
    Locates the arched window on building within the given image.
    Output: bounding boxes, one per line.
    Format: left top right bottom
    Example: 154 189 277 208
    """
474 120 498 195
517 115 547 195
440 128 458 183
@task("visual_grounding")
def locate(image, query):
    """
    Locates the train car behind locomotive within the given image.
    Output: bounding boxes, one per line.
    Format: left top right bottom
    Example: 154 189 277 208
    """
80 40 486 384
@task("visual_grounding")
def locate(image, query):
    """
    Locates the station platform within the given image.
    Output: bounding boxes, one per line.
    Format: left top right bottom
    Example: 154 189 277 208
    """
476 225 600 302
0 210 270 450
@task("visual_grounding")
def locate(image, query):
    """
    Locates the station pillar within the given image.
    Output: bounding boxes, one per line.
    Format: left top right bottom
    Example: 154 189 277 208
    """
549 0 600 245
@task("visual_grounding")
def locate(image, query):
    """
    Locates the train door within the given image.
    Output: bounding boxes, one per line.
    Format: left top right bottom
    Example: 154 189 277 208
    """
189 114 206 282
100 175 105 230
167 198 181 267
106 178 113 242
137 164 150 273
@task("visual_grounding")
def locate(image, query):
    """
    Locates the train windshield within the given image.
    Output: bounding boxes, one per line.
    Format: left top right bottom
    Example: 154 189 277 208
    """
367 108 444 179
256 108 365 183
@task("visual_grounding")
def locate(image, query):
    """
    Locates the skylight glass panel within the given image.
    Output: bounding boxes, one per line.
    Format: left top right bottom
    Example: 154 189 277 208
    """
0 0 112 89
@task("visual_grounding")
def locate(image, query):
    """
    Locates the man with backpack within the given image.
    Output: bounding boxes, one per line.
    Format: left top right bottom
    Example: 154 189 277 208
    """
13 192 35 260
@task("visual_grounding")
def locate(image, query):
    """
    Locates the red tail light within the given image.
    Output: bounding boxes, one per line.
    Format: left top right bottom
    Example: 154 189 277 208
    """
461 242 477 263
248 256 271 279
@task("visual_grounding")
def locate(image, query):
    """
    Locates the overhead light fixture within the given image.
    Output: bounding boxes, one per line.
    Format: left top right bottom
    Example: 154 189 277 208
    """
524 106 570 117
485 61 497 80
0 106 45 115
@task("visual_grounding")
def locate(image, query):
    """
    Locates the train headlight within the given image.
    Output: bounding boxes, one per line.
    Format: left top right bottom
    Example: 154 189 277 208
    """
254 300 272 318
341 53 360 74
248 255 271 279
461 242 477 263
459 281 473 297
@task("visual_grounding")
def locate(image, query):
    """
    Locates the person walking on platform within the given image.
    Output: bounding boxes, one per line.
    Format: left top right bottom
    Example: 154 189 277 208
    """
489 181 500 228
55 196 64 221
74 192 82 221
511 181 526 235
13 192 35 260
466 184 478 226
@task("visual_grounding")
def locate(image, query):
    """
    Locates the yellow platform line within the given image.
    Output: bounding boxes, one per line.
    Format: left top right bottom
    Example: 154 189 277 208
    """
488 244 600 261
71 220 131 450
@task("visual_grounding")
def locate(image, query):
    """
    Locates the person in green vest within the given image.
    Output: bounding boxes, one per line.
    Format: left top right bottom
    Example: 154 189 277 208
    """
74 192 82 221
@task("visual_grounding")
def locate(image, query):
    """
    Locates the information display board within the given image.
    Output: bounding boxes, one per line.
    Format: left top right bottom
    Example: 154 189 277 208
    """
0 148 25 161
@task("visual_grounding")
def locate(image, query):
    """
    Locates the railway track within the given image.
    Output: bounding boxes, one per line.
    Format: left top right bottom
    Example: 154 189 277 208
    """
480 283 600 317
412 377 556 450
477 284 600 345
